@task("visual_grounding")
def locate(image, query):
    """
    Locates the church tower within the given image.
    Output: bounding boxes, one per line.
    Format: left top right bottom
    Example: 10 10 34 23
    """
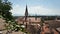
25 5 28 21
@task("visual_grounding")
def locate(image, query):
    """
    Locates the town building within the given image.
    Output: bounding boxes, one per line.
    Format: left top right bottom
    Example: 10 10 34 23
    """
16 5 41 25
16 5 60 34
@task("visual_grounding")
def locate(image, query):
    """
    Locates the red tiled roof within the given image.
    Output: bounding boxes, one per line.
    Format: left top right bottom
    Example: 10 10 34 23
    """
44 20 60 28
16 17 41 23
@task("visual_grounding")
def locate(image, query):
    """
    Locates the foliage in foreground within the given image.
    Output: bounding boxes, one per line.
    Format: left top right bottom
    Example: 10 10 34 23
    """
0 0 26 32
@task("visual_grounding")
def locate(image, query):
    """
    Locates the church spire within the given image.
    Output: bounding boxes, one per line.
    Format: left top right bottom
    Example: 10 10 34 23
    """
25 5 28 16
25 5 28 21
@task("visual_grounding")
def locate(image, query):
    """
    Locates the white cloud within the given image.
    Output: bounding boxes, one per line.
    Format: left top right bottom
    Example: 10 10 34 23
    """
10 4 60 16
28 6 60 15
11 5 25 16
28 6 51 15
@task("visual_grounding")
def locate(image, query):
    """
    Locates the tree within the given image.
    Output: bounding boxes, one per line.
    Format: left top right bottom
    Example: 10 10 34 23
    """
0 0 21 31
0 0 26 34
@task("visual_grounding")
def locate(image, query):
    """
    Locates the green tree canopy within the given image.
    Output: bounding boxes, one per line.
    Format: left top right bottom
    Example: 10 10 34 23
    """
0 0 13 20
0 0 20 31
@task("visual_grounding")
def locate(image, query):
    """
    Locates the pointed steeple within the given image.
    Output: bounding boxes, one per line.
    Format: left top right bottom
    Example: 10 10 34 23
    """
25 5 28 21
25 5 28 16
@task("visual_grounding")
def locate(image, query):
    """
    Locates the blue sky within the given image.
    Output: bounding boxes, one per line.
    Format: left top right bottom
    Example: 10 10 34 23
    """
9 0 60 16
